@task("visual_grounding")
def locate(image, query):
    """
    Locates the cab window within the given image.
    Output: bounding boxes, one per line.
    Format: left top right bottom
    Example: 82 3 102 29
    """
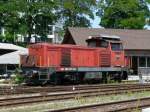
111 43 123 51
100 41 108 48
87 40 108 48
88 41 96 47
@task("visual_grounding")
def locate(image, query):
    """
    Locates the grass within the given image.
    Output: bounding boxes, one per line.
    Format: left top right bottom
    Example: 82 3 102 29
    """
1 90 150 112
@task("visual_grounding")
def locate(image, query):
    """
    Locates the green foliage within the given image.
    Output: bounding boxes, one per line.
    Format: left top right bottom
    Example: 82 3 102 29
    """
55 0 96 29
15 0 57 43
0 0 96 44
0 35 4 42
98 0 150 29
15 74 24 84
11 68 24 84
145 0 150 3
4 32 14 42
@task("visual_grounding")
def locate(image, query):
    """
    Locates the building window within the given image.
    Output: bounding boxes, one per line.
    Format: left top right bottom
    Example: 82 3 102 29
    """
139 57 146 67
147 57 150 67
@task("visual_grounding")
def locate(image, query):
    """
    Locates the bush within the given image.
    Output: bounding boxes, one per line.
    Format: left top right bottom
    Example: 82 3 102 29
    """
11 68 25 84
14 74 24 84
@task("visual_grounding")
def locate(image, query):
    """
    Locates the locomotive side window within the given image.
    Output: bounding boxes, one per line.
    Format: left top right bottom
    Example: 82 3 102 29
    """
100 41 108 48
88 41 96 47
111 43 123 51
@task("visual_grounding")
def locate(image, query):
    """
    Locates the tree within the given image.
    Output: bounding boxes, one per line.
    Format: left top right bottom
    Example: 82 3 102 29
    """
0 0 96 44
0 0 20 42
0 0 58 43
98 0 150 29
19 0 97 42
56 0 96 29
17 0 57 43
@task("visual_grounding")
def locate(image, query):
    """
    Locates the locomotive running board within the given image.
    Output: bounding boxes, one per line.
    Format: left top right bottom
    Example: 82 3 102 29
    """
77 67 123 72
58 67 125 72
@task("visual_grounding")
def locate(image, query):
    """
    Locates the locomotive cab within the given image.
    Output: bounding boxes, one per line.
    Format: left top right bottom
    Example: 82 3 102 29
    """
86 35 122 48
86 34 125 67
110 41 124 67
86 35 126 82
86 36 109 48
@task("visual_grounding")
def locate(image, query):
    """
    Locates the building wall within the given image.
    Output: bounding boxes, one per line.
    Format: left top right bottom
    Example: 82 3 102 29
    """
62 30 76 44
125 50 150 75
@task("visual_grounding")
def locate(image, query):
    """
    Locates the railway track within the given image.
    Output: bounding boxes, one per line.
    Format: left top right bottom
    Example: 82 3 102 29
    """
1 83 150 95
48 97 150 112
1 84 150 108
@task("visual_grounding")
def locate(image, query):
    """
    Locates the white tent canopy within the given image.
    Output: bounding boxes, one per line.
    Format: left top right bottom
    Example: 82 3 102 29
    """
0 43 27 50
0 43 28 64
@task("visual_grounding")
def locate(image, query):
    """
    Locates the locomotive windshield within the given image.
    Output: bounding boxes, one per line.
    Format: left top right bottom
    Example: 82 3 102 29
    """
111 43 123 51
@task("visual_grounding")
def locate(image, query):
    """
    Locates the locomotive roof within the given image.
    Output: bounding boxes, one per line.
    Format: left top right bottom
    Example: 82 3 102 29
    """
63 27 150 50
100 34 120 40
29 43 98 50
88 34 120 40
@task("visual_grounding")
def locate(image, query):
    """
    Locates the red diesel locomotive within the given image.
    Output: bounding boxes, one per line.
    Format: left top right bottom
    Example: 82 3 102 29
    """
20 35 129 85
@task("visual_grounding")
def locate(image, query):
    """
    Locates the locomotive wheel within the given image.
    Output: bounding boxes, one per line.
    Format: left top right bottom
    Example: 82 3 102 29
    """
74 72 85 84
54 73 64 85
50 73 63 85
122 71 128 80
114 72 122 83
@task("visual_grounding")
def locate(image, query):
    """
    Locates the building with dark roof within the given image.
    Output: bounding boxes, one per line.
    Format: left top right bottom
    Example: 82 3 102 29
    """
62 27 150 75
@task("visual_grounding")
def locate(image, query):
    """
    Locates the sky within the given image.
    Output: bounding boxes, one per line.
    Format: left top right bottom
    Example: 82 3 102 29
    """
91 15 101 28
90 10 101 28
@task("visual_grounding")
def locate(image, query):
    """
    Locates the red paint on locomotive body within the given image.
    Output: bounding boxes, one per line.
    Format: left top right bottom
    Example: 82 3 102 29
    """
20 36 128 85
21 42 126 68
109 42 125 67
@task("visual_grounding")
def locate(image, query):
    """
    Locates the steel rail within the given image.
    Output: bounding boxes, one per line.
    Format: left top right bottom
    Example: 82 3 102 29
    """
0 83 150 95
47 97 150 112
0 86 150 107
